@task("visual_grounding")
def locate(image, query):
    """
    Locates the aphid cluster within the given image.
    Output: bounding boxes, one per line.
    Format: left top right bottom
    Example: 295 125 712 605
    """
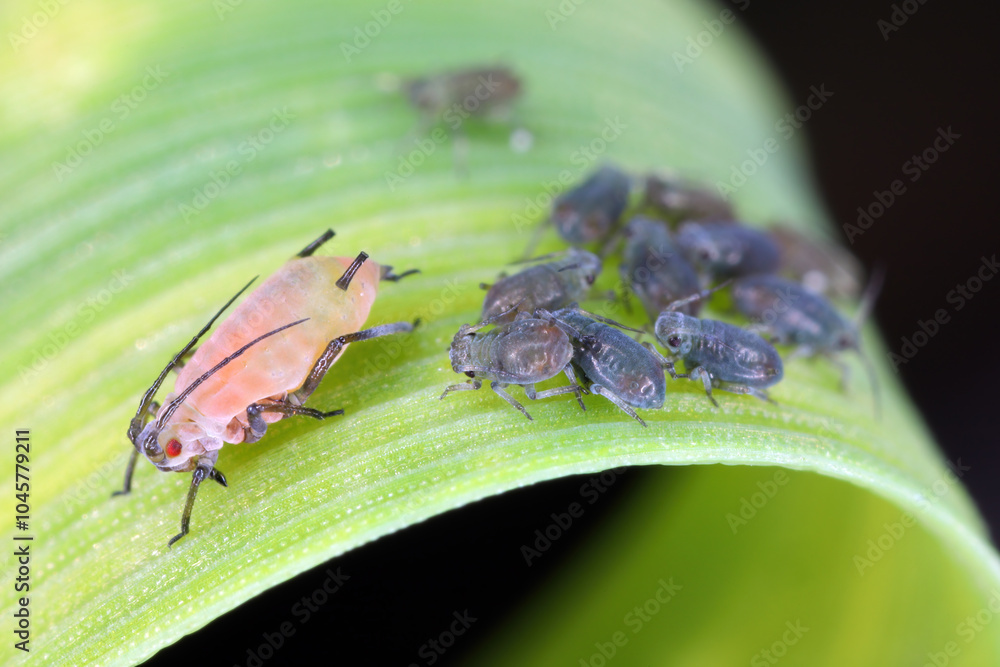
442 163 879 423
115 230 418 546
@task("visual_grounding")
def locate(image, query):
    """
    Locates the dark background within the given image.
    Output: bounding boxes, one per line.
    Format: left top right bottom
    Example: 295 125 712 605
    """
146 1 997 664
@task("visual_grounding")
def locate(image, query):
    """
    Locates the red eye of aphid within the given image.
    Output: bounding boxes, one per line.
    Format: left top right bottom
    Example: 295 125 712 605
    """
165 439 182 458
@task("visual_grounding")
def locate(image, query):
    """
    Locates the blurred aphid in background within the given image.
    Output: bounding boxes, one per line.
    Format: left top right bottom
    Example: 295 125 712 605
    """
400 65 531 173
768 224 863 299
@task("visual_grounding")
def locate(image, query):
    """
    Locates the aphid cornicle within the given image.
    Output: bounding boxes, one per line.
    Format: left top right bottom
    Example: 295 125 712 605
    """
676 221 781 281
551 307 671 427
731 272 882 415
619 216 702 319
114 230 417 547
479 249 602 323
440 307 586 421
654 290 784 407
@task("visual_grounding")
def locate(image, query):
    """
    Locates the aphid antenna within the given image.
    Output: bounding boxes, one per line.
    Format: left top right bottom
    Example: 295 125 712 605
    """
664 279 733 312
598 228 625 260
854 263 886 328
509 248 572 266
151 318 311 435
472 300 525 330
853 263 886 420
128 277 258 444
562 303 644 334
521 219 554 261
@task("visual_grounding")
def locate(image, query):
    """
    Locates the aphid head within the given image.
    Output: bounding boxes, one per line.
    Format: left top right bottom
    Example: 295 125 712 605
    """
404 77 443 112
676 222 719 265
834 328 859 352
654 311 699 356
134 416 203 472
560 249 603 288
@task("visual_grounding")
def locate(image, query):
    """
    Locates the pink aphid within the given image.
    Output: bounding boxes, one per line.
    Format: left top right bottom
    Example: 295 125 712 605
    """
114 230 417 546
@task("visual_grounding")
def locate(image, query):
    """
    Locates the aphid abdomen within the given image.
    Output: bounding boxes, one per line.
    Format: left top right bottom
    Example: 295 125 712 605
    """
481 267 566 322
621 218 701 319
172 256 381 428
733 275 846 348
576 323 666 409
472 320 572 385
693 320 783 387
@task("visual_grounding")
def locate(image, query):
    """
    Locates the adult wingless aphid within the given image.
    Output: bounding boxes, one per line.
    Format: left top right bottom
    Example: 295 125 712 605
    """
653 287 784 407
114 230 417 546
731 272 882 416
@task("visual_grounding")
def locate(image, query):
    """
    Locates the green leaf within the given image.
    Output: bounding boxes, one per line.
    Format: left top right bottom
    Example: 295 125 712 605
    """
1 0 996 665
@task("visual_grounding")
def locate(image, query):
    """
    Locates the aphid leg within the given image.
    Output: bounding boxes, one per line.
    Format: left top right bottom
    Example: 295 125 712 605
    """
830 356 850 392
522 219 550 260
479 282 492 291
642 342 677 377
290 321 415 405
244 401 346 443
453 128 470 179
296 229 335 258
590 384 647 427
522 377 585 408
688 366 720 407
209 468 228 487
112 399 160 497
440 377 483 400
564 364 589 407
380 265 420 282
168 450 220 548
490 381 532 420
720 383 777 405
111 450 140 497
599 228 624 259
